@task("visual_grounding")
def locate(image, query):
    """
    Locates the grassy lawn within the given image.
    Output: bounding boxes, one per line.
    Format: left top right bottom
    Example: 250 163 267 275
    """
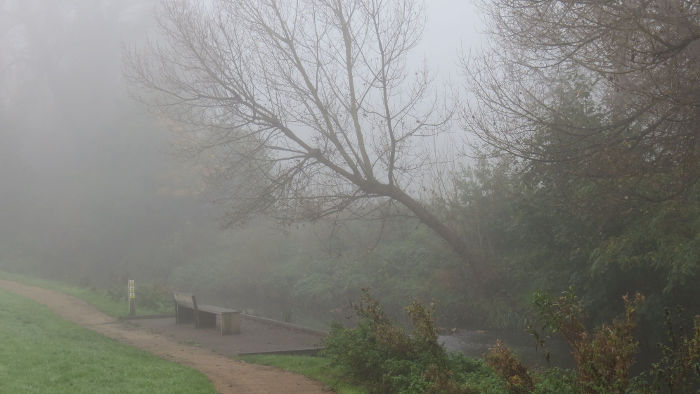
0 270 169 318
240 354 366 394
0 288 216 393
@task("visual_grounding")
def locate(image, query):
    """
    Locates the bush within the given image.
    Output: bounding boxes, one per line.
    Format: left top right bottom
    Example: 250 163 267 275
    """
448 353 509 393
528 288 699 393
531 368 578 394
633 309 700 393
485 340 533 393
530 287 642 393
323 289 482 393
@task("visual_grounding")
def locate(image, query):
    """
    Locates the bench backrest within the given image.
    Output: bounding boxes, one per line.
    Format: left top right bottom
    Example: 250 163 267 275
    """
173 292 198 310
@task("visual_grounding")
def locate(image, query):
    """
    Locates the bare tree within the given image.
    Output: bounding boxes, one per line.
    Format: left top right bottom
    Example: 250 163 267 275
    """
465 0 699 201
125 1 487 280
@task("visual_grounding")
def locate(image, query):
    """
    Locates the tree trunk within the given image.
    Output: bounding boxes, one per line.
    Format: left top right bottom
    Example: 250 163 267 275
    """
362 180 494 294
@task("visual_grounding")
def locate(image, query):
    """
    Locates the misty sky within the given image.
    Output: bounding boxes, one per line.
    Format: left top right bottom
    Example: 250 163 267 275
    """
1 0 482 175
0 0 484 280
422 0 484 78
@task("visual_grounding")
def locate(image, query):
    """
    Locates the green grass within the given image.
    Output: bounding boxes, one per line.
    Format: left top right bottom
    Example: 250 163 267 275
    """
0 271 168 318
240 354 366 394
0 288 216 393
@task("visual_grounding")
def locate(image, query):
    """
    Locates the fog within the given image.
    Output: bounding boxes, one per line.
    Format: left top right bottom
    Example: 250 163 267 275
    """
0 0 482 321
1 0 207 280
1 2 697 389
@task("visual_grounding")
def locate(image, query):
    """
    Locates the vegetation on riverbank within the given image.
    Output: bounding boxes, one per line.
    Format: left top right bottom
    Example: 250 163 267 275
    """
283 291 697 393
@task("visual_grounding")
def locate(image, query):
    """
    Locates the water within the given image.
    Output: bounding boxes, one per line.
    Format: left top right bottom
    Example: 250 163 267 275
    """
439 329 574 369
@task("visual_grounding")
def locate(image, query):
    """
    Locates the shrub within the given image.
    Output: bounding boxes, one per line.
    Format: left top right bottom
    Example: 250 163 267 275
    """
633 309 700 393
531 368 578 394
484 341 579 393
323 289 474 393
491 288 698 393
484 340 534 393
448 353 509 393
531 287 643 393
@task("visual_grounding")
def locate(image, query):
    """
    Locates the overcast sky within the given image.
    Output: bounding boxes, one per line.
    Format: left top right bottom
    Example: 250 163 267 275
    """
0 0 487 278
421 0 484 80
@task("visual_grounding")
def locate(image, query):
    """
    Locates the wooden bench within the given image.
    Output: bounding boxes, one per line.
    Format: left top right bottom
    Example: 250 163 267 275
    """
173 292 241 335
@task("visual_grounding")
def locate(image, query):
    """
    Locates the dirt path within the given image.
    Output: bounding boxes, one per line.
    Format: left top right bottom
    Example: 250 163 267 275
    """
0 280 326 394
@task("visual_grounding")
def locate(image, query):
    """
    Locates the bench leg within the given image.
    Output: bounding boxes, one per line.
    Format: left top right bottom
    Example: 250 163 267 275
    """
217 312 240 335
218 312 241 335
219 313 231 335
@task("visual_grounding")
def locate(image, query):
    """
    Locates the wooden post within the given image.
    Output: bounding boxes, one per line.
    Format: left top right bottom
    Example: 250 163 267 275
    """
128 279 135 316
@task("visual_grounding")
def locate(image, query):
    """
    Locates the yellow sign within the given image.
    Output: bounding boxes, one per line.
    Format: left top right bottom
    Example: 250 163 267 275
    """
128 280 135 299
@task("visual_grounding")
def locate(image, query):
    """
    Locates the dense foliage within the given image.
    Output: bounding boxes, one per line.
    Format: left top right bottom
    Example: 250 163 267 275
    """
512 289 699 394
484 340 534 393
323 291 592 393
530 289 643 392
323 290 466 393
323 290 507 393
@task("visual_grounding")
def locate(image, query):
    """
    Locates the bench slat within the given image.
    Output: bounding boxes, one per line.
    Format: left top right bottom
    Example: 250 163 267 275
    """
197 303 238 314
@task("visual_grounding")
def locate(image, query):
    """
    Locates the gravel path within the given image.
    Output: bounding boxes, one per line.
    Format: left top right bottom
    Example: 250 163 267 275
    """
0 279 326 394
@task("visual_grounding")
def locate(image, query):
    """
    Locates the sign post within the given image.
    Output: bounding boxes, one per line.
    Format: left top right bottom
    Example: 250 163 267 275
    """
128 279 135 316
